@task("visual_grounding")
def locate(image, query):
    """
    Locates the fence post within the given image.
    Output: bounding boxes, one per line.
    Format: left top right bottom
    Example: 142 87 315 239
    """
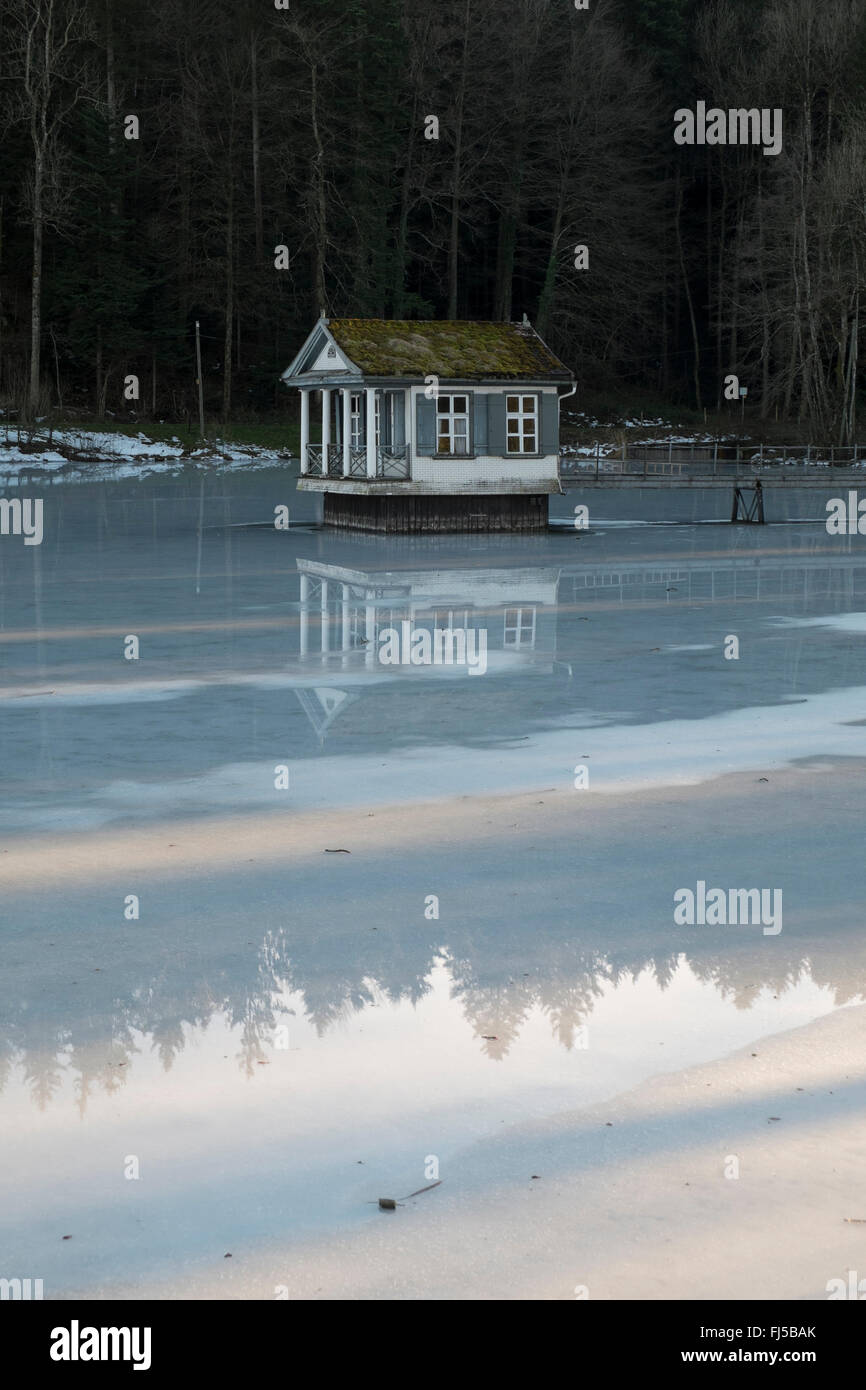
759 441 764 467
806 444 811 465
713 440 718 476
644 443 648 478
668 435 673 471
596 440 600 479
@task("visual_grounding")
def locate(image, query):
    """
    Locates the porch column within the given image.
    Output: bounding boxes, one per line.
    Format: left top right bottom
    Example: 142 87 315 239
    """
341 582 351 660
365 386 377 479
321 579 330 654
300 390 310 475
342 388 352 477
321 389 331 471
365 598 376 668
299 573 310 656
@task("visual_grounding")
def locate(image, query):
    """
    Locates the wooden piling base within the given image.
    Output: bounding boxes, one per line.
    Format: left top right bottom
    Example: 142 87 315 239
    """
322 492 549 533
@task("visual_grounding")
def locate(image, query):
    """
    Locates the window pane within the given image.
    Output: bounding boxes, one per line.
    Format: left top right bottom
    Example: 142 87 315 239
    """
506 396 519 412
437 397 450 413
524 434 536 452
507 419 519 434
507 438 520 453
454 396 467 413
522 396 535 412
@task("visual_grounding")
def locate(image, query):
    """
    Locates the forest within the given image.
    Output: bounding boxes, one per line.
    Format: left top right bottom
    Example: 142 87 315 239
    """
1 0 866 438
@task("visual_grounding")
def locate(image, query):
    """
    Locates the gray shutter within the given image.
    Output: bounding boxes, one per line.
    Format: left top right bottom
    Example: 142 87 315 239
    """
473 393 487 454
487 392 507 456
416 394 435 455
393 392 405 446
540 391 559 456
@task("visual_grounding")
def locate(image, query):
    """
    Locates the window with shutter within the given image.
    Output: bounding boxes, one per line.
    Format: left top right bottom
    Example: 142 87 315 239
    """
436 395 470 455
505 395 539 454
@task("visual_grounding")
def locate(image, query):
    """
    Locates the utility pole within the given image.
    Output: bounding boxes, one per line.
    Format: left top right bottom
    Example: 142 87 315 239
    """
195 320 205 440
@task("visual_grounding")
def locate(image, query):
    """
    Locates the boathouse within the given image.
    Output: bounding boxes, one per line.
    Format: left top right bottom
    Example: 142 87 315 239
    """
281 318 575 532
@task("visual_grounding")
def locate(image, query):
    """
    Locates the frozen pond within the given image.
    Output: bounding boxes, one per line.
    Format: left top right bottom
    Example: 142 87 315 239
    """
2 467 866 1297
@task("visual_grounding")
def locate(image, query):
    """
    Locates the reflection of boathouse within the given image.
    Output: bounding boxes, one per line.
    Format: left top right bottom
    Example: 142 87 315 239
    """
288 543 866 744
296 559 559 672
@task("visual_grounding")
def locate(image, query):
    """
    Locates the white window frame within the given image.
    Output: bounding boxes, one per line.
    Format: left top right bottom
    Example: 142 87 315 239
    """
435 394 471 456
504 607 536 648
350 393 363 449
505 394 539 455
433 607 471 632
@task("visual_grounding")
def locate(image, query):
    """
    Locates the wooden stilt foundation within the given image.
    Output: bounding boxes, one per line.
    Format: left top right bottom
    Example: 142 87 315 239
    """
322 492 549 533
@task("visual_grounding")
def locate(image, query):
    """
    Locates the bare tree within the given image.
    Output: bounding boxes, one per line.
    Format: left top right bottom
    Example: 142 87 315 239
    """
6 0 92 417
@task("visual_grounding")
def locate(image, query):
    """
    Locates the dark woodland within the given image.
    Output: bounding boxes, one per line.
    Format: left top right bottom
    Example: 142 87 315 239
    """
2 0 866 435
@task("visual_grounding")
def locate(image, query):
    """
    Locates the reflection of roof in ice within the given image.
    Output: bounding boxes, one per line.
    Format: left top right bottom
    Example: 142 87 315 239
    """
297 558 561 607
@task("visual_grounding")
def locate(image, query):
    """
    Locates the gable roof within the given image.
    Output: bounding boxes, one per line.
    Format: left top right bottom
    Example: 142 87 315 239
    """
285 318 572 382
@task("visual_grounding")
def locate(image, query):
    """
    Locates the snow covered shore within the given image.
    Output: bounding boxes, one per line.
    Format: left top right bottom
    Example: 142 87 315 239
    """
0 425 291 485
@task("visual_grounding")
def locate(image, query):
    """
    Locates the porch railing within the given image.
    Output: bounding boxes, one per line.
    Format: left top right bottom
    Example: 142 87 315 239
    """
305 443 411 480
377 444 410 479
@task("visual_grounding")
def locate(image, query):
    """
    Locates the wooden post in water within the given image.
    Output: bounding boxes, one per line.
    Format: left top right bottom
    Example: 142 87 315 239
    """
195 320 205 441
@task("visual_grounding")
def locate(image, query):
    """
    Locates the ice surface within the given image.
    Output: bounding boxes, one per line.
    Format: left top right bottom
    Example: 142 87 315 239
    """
2 466 866 1298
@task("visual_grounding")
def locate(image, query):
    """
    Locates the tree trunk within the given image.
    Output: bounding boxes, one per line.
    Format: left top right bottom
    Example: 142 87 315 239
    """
223 187 234 423
447 0 472 320
309 62 328 316
28 150 44 417
251 32 263 266
675 177 702 411
535 197 564 340
493 210 518 322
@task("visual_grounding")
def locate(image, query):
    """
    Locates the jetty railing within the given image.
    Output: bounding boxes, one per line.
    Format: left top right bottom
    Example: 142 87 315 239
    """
560 440 866 481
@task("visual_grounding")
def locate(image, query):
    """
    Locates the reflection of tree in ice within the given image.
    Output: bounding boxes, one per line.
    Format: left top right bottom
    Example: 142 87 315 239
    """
689 955 813 1011
3 914 865 1110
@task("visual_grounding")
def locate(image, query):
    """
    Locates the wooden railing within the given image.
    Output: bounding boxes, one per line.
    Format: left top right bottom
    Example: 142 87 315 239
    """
377 445 410 479
560 440 866 481
304 444 410 479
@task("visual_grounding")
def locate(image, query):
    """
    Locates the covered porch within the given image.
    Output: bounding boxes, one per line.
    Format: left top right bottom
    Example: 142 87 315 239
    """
301 385 410 481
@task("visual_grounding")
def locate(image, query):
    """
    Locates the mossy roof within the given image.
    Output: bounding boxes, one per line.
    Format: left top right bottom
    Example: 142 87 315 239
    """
327 319 572 380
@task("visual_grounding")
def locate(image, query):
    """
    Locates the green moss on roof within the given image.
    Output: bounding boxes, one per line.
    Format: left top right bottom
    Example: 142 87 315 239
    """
327 319 571 380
